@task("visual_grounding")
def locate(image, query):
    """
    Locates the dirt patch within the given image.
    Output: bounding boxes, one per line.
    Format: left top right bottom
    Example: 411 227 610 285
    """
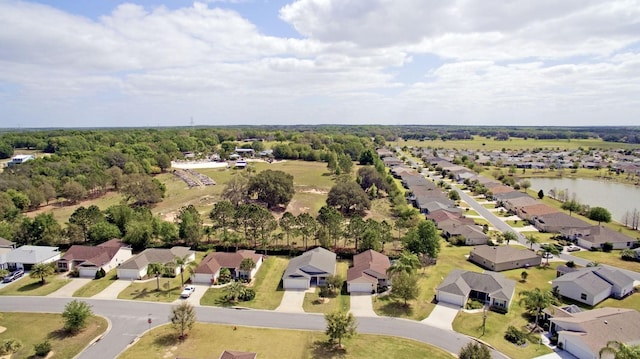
162 211 177 222
284 200 310 216
0 326 6 334
300 188 328 195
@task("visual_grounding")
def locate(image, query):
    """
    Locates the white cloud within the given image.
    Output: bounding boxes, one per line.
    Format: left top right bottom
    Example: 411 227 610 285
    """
0 0 638 127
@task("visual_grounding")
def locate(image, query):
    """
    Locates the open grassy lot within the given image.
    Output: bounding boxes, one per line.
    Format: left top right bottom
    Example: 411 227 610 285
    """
373 243 479 321
200 256 288 309
73 269 118 297
118 323 455 359
452 263 562 359
0 277 70 296
571 250 640 272
303 261 350 314
117 276 183 303
392 137 638 151
0 312 107 359
25 190 123 224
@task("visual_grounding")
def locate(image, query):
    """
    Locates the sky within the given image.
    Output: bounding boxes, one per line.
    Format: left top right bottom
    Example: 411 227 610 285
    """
1 0 639 128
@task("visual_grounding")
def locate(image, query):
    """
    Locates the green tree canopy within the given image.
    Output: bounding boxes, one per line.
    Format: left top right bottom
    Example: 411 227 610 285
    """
588 206 612 225
62 300 93 334
324 311 357 348
170 302 196 340
247 169 294 209
403 220 440 259
326 181 371 216
459 341 491 359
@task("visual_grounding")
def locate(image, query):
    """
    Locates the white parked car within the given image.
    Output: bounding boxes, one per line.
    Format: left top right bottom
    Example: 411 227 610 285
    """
180 286 196 298
567 245 581 252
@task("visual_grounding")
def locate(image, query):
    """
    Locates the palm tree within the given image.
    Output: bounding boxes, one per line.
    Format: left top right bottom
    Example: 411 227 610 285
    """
147 263 165 291
599 340 640 359
526 234 539 249
386 252 420 277
539 244 560 265
518 288 558 332
502 231 517 245
174 255 192 287
225 281 246 303
29 263 55 285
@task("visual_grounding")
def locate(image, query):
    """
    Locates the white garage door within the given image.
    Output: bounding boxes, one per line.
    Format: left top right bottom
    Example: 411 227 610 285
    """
78 268 97 278
437 291 465 307
283 278 308 289
348 282 373 293
563 337 592 359
117 269 140 280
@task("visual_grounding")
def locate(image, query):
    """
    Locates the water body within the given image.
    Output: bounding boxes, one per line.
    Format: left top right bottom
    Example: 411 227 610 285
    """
528 177 640 223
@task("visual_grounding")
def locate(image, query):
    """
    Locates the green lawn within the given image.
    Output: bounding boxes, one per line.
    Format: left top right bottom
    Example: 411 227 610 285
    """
570 250 640 272
118 323 455 359
482 203 497 209
303 261 350 314
73 269 118 297
506 219 527 228
452 263 561 359
200 256 288 310
0 277 70 296
373 243 479 321
0 312 107 359
392 137 638 152
117 276 183 302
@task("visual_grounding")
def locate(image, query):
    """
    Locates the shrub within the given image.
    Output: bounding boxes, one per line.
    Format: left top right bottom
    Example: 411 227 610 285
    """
467 299 484 310
34 340 51 357
239 288 255 301
70 268 80 278
94 268 106 280
504 326 526 345
566 261 575 268
602 242 613 252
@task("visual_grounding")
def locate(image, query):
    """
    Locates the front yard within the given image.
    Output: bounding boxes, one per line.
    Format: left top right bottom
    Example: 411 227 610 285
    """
303 261 350 313
0 276 70 296
73 269 118 297
117 276 183 303
571 250 640 272
200 256 288 309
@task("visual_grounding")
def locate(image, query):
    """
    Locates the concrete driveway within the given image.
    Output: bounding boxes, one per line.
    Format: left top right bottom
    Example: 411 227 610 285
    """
47 278 92 297
91 279 132 299
173 284 209 306
274 289 306 313
349 293 377 317
421 302 460 330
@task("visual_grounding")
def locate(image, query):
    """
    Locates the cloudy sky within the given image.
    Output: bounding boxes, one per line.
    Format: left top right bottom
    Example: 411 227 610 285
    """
1 0 639 128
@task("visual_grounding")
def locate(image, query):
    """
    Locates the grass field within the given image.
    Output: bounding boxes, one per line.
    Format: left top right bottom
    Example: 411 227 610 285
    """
118 323 455 359
303 261 350 314
0 312 107 359
0 277 70 296
73 269 118 297
117 276 183 302
391 137 639 152
200 256 288 309
570 250 640 272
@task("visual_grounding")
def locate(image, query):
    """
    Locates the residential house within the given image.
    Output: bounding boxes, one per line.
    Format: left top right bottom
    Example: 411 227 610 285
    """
502 196 538 213
441 224 489 245
550 307 640 359
346 250 390 293
191 250 263 285
0 245 60 271
551 267 635 306
117 246 195 280
468 245 541 271
57 239 133 277
493 191 531 207
282 247 336 290
219 350 257 359
516 203 558 221
531 212 592 233
0 237 16 258
427 210 475 228
560 225 638 250
382 156 404 167
436 269 516 312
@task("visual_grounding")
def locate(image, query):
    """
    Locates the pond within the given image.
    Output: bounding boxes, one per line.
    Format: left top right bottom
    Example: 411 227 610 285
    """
528 177 640 223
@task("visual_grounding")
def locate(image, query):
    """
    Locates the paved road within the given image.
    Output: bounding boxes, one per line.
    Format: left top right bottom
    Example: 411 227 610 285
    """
0 297 509 359
451 186 640 282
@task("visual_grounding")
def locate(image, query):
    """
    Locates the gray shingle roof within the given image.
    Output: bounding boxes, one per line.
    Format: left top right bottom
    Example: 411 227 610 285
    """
437 269 516 302
118 246 193 270
283 247 336 279
2 245 59 264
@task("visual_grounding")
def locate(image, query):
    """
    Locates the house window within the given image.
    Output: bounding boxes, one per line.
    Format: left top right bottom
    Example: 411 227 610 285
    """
580 293 587 300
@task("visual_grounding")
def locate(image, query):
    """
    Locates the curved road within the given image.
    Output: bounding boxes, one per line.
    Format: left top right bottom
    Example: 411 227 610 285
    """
0 297 509 359
451 185 640 282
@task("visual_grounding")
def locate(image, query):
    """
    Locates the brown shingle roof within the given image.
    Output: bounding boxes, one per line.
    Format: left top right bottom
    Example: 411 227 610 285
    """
470 245 539 264
347 250 390 283
519 203 558 217
195 250 262 275
61 240 128 267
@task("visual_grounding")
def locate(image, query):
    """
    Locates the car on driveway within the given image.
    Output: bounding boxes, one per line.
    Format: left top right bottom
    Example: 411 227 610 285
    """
541 252 553 259
180 286 196 298
2 269 24 283
567 245 581 252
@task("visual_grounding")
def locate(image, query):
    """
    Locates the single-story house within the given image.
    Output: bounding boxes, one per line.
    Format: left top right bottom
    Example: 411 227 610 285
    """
382 156 404 167
346 250 390 293
441 224 489 245
57 239 133 277
468 245 542 271
191 250 263 285
426 210 475 227
516 203 558 221
282 247 336 290
531 212 592 233
560 225 638 250
551 267 635 306
436 269 516 312
117 246 195 280
550 307 640 359
0 245 60 271
502 196 538 213
0 237 16 258
219 350 257 359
